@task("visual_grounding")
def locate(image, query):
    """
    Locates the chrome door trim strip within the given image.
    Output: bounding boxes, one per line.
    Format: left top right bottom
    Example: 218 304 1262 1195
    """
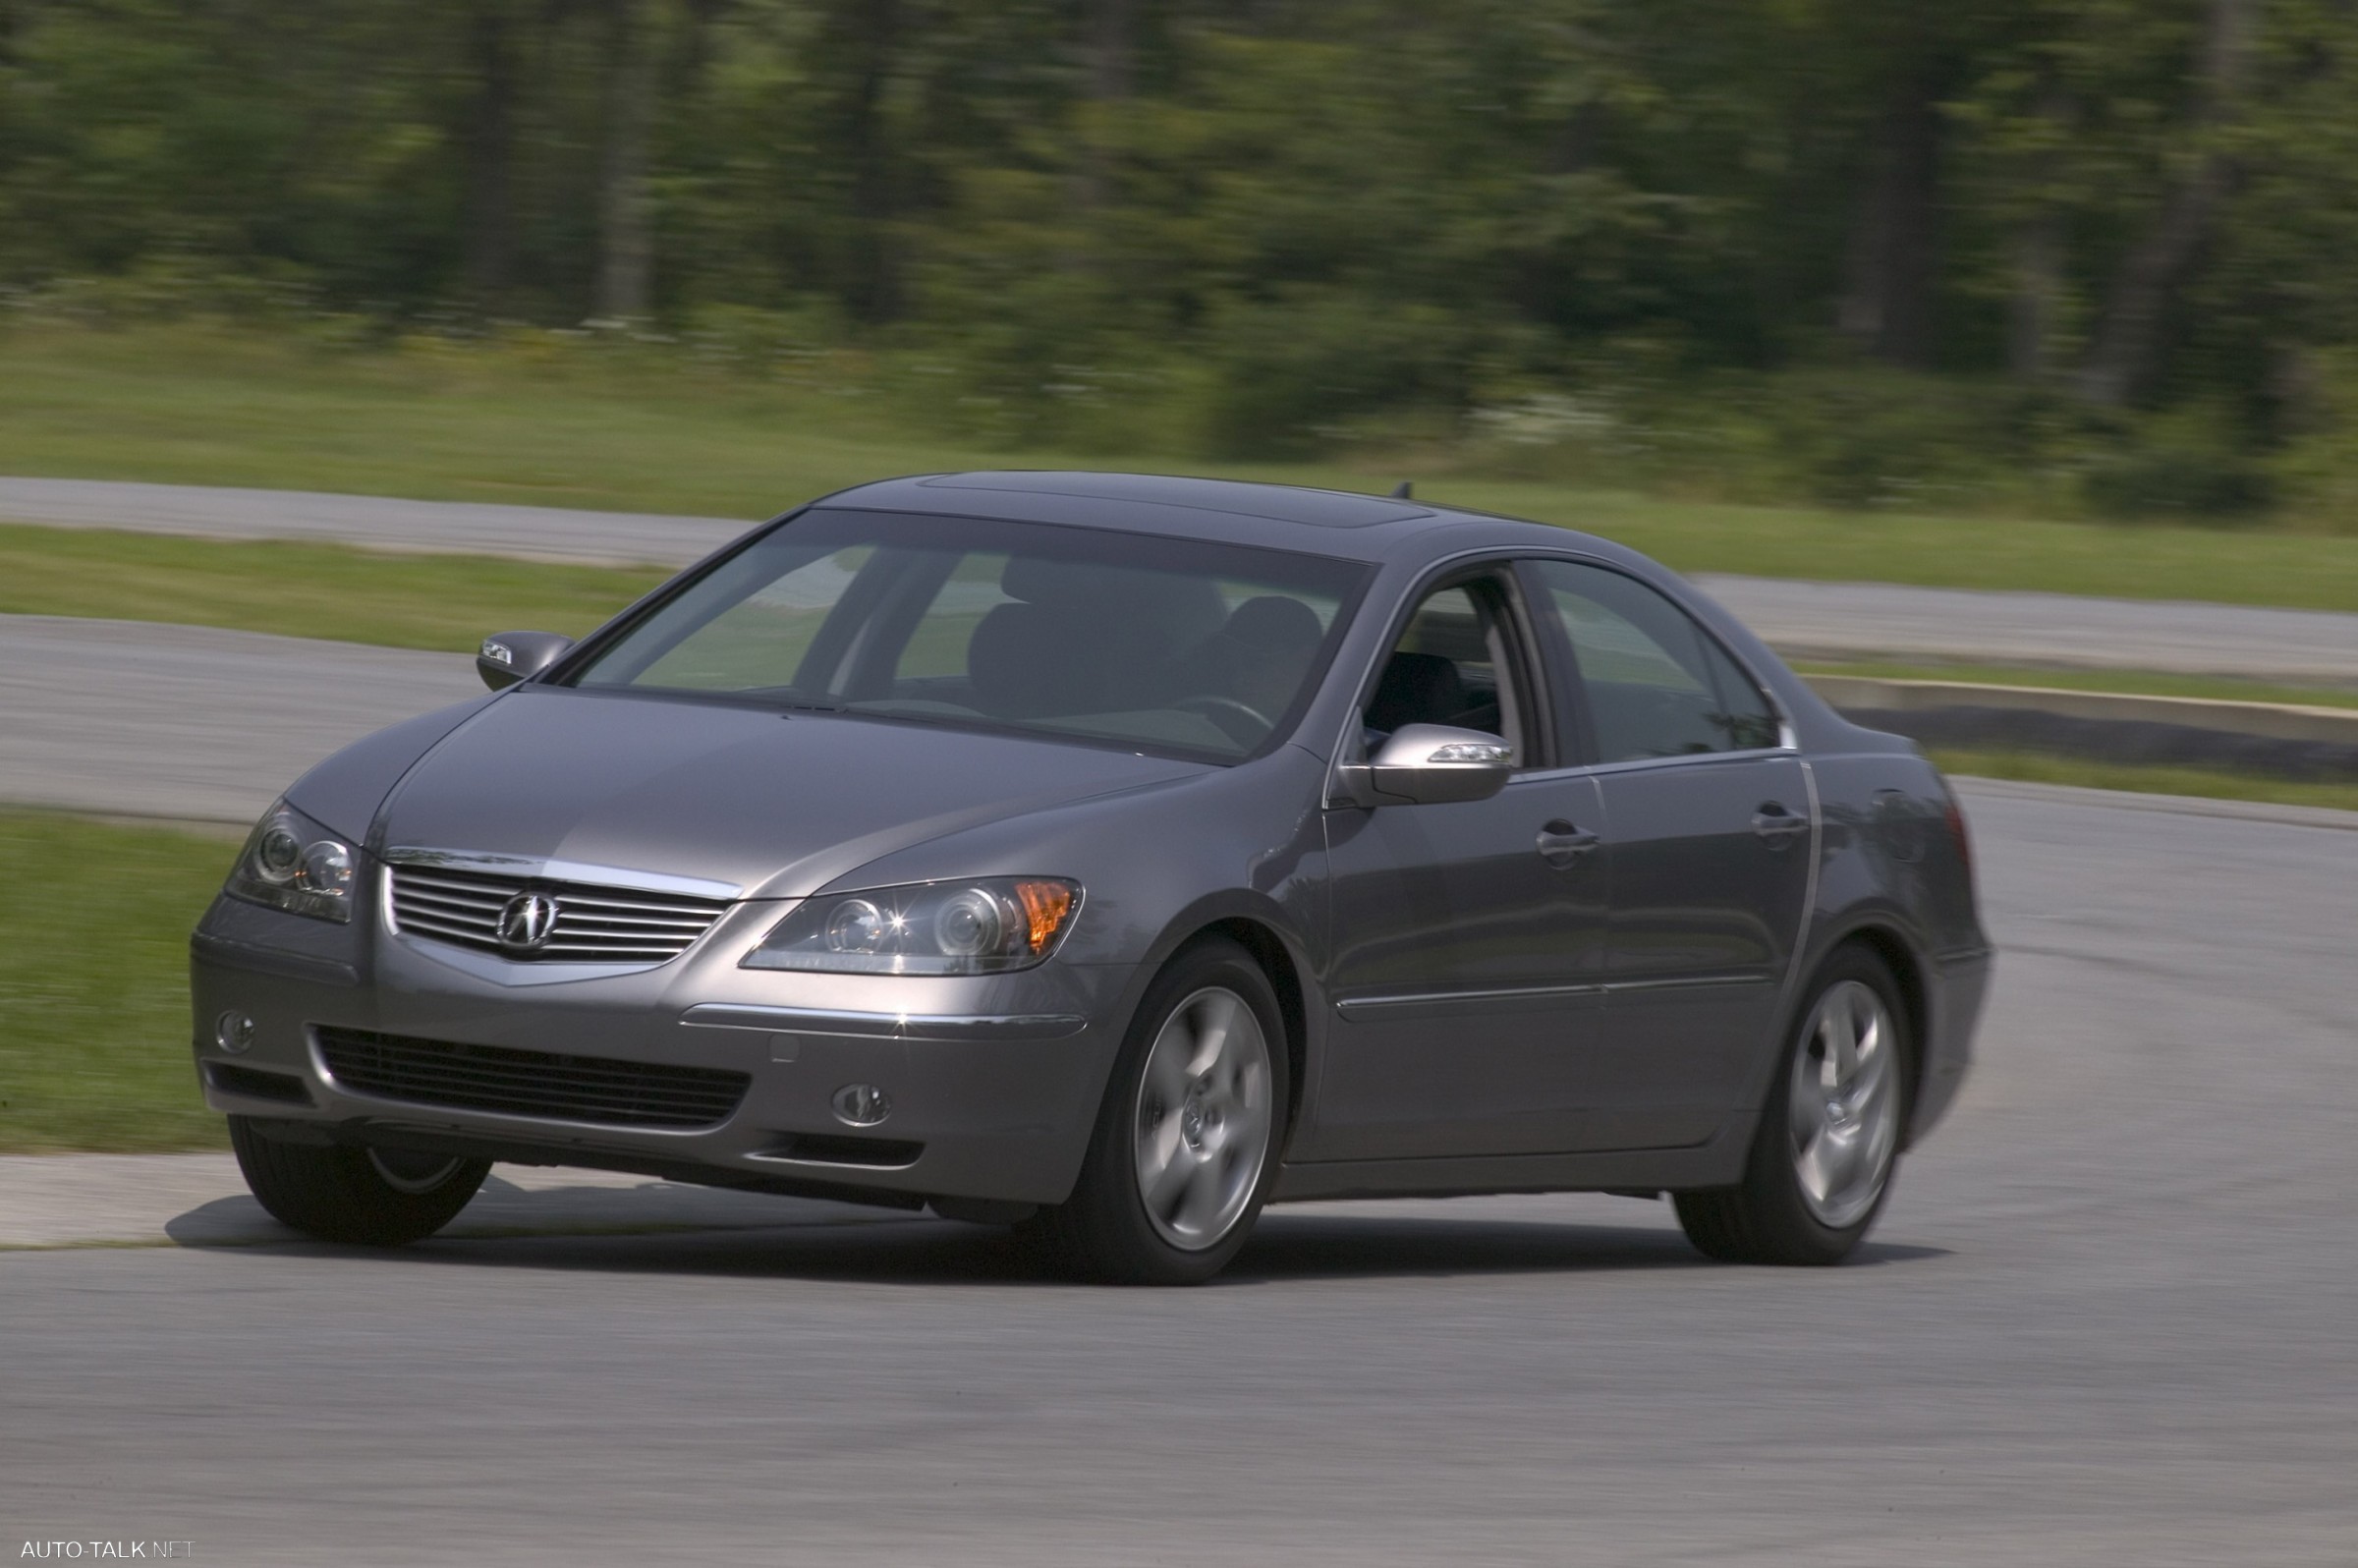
1599 974 1766 994
1334 981 1604 1015
1334 973 1770 1015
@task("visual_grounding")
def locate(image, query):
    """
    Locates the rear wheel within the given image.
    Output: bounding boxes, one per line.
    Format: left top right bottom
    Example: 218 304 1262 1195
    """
1674 946 1910 1265
1035 938 1286 1284
229 1116 490 1246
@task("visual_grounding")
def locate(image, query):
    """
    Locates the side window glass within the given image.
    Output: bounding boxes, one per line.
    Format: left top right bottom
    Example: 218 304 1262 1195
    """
1531 561 1779 762
1362 581 1528 763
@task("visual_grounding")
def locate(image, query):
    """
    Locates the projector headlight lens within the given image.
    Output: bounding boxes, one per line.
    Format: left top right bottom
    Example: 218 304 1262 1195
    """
225 801 359 924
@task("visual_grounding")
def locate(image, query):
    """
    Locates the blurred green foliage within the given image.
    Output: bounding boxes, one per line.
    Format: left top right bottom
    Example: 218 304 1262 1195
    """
4 0 2358 519
0 812 236 1152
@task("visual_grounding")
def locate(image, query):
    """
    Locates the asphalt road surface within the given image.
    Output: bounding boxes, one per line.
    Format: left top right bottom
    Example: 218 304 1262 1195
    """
11 475 2358 683
0 614 475 824
3 782 2354 1566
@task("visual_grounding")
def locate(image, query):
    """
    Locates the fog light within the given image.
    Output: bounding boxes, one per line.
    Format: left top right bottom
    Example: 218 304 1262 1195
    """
213 1011 256 1054
831 1084 892 1127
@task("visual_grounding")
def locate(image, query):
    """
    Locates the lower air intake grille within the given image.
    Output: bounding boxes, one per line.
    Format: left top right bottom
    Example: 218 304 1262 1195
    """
316 1026 749 1130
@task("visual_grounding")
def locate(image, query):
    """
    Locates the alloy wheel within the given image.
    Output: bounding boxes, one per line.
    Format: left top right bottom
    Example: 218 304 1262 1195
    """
1787 979 1901 1229
1132 985 1274 1251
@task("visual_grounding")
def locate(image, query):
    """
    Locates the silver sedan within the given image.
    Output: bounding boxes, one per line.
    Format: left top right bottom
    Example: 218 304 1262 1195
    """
191 472 1990 1283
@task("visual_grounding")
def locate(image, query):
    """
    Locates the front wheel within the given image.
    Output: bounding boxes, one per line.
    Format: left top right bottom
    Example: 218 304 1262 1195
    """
1674 946 1911 1265
1034 938 1287 1284
229 1116 490 1246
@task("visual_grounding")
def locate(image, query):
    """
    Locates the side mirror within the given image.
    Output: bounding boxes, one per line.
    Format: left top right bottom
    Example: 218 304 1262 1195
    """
1361 723 1514 806
477 631 575 692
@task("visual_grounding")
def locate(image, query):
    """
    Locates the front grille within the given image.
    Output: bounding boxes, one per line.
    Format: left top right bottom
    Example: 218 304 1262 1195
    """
316 1026 750 1130
388 864 729 964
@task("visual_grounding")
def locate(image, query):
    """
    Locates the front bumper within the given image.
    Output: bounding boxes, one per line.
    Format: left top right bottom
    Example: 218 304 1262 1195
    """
191 894 1137 1207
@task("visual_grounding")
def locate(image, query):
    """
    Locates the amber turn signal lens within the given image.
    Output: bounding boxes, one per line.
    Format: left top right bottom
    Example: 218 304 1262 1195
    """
1014 879 1077 954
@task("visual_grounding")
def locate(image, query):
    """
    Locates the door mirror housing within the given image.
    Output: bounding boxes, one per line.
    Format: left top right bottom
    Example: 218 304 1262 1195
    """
1349 723 1515 806
477 631 575 692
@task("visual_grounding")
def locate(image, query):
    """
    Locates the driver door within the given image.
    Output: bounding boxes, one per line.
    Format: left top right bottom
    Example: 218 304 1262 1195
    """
1306 568 1612 1160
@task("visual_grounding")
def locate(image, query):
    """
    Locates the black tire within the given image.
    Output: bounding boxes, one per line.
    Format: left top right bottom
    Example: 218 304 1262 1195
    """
1674 946 1913 1266
1033 937 1290 1285
229 1116 490 1246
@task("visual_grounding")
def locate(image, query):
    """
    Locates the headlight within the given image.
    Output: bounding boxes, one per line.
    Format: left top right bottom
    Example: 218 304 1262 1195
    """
743 877 1080 975
225 801 358 924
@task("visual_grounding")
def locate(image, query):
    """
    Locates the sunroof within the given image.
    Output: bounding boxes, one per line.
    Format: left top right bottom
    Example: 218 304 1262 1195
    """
919 472 1432 529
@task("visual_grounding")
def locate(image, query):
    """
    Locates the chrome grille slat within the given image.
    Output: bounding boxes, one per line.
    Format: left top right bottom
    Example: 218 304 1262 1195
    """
556 893 726 915
396 911 501 944
388 863 730 966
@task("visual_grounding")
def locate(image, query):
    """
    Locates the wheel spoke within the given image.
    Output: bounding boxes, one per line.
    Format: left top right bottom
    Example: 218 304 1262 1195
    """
1190 990 1240 1078
1794 1126 1837 1204
1145 1021 1195 1110
1823 997 1861 1085
1141 1135 1194 1217
1175 1150 1231 1236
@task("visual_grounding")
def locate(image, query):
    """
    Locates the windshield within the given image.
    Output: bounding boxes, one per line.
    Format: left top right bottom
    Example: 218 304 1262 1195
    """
565 509 1370 761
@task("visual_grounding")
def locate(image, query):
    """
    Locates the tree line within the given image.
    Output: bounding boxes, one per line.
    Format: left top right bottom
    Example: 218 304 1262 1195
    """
3 0 2353 500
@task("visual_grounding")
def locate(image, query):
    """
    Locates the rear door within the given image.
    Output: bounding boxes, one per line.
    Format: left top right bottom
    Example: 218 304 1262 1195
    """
1523 560 1815 1150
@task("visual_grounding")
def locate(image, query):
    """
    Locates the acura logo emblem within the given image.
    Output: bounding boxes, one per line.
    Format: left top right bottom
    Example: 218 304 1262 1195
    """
496 892 561 951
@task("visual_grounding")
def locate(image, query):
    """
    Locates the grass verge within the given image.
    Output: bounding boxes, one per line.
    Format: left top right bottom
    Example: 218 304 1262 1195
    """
0 811 236 1152
0 524 665 649
1935 751 2358 813
12 323 2358 612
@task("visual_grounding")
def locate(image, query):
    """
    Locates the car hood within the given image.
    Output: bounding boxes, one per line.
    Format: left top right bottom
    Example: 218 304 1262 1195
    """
375 686 1212 900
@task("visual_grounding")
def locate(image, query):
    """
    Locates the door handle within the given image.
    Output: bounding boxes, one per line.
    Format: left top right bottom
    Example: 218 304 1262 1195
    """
1537 820 1600 869
1752 803 1810 847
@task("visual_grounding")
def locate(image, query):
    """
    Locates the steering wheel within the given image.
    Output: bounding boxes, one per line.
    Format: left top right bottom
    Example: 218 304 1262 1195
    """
1173 695 1271 747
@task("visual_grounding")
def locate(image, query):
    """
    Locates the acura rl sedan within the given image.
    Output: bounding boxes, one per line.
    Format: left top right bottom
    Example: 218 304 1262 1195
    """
192 472 1989 1283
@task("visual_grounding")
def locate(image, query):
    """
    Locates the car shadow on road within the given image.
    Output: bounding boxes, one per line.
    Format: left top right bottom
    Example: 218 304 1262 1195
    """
164 1186 1948 1286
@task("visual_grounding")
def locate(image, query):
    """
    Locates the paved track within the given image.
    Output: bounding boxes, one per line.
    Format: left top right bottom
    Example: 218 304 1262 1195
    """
11 476 2358 682
0 615 476 823
3 781 2355 1565
0 476 747 566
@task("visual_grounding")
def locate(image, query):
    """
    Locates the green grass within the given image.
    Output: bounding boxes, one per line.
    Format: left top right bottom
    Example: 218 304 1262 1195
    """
1795 659 2358 710
0 812 238 1152
0 523 665 649
1935 751 2358 813
12 321 2358 611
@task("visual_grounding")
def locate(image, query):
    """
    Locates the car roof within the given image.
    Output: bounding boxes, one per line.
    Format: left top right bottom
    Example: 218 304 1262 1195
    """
812 471 1623 566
